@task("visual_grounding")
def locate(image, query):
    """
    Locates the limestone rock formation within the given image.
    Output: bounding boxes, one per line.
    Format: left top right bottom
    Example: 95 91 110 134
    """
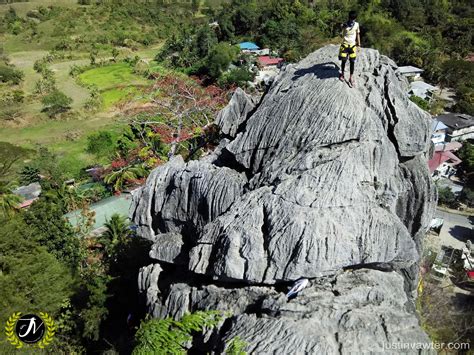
131 45 436 353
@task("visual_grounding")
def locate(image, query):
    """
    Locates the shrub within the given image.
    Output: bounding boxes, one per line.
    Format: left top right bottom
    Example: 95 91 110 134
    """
0 64 24 84
410 95 430 111
437 186 456 206
41 90 73 117
460 187 474 207
86 131 115 157
19 166 41 185
218 67 254 87
133 311 224 354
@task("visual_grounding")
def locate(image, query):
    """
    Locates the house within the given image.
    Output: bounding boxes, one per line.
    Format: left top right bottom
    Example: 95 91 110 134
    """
431 119 449 144
239 42 260 53
13 182 41 209
428 149 462 177
257 56 284 69
409 81 437 100
398 65 424 80
256 48 270 56
434 141 462 152
435 112 474 142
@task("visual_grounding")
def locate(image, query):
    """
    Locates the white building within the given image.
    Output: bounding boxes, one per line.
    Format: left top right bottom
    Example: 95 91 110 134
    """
398 65 424 80
436 113 474 142
410 81 437 100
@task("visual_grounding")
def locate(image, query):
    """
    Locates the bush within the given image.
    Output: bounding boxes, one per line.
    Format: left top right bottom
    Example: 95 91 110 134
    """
437 186 456 206
460 187 474 207
410 95 430 111
19 166 41 185
218 67 254 87
86 131 115 157
41 90 73 117
0 64 24 84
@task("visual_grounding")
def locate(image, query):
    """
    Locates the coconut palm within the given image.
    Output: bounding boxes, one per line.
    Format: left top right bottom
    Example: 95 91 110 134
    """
100 213 131 262
0 183 22 218
103 165 147 192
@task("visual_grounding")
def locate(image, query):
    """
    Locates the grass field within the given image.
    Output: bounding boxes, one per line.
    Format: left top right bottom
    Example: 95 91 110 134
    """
0 112 120 176
78 62 150 108
0 0 77 16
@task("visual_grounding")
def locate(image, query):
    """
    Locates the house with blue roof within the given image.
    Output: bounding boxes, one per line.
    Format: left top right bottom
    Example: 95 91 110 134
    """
239 41 260 52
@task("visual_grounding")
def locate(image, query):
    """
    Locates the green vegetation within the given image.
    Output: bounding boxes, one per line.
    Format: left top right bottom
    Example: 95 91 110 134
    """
226 336 248 355
410 95 430 111
86 130 115 158
0 216 74 354
0 0 472 352
78 62 148 108
41 88 73 116
133 311 224 354
0 62 23 83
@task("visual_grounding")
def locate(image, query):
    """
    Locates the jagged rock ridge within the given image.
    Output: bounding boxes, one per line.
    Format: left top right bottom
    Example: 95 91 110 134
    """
131 45 437 353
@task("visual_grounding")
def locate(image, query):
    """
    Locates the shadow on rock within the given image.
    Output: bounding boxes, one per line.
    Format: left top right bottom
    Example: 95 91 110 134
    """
292 62 340 81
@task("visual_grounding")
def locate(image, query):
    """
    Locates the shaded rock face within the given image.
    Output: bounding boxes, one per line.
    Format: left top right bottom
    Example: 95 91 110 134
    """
131 45 436 353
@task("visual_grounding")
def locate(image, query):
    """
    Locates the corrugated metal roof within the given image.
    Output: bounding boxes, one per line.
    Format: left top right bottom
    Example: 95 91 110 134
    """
239 42 260 50
432 119 448 131
398 65 424 74
411 81 436 91
258 56 284 66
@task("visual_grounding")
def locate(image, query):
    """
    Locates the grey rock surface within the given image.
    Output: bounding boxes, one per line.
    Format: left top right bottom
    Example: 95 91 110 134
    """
215 87 257 138
131 45 436 354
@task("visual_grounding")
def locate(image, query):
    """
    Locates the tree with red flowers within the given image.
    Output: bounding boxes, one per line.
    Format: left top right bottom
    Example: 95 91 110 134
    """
127 74 229 158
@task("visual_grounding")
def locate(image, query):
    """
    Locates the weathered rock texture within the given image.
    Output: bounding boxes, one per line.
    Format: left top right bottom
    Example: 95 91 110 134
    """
131 45 437 354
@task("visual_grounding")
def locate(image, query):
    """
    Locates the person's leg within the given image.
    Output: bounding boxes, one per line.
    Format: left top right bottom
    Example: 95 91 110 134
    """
340 58 347 81
339 44 347 81
349 60 355 85
349 45 357 85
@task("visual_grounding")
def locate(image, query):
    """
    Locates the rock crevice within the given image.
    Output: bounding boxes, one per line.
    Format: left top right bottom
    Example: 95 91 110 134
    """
131 45 436 353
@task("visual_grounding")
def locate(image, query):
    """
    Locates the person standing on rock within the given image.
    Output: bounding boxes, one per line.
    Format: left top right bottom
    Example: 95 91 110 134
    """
339 10 361 87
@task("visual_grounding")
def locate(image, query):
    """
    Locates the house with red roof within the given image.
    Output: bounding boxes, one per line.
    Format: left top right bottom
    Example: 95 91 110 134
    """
257 56 284 69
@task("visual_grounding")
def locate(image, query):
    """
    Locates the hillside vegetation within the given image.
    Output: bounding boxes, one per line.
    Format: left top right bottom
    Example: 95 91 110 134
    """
0 0 472 353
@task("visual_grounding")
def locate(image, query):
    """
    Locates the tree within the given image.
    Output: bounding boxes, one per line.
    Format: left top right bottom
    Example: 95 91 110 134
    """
0 141 30 181
104 165 147 192
0 182 21 218
0 216 74 354
86 131 115 157
23 198 82 267
457 142 474 186
205 42 239 80
460 187 474 207
32 147 65 188
437 186 456 206
41 89 73 117
100 214 131 262
19 165 41 185
133 311 224 354
77 267 112 342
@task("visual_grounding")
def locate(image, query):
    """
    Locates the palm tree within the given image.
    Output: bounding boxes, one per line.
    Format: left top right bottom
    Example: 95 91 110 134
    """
103 165 147 192
0 183 22 218
100 214 131 262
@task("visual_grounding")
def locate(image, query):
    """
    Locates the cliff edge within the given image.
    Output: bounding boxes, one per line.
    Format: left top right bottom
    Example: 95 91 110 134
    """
131 45 437 354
